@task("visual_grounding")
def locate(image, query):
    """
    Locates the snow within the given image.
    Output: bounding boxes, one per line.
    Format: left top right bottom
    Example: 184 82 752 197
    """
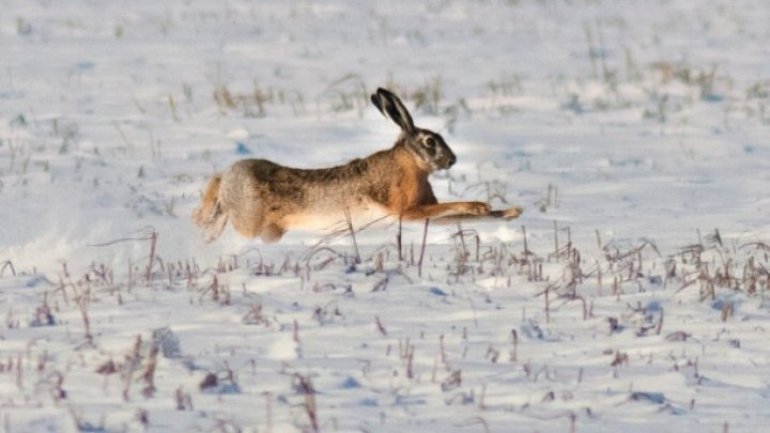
2 0 770 432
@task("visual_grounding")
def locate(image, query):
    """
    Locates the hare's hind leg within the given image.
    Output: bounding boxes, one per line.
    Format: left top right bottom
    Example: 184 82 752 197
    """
219 173 268 239
193 175 222 227
193 174 231 242
204 211 228 242
218 161 288 243
229 212 263 239
227 200 285 242
230 216 284 243
260 223 285 243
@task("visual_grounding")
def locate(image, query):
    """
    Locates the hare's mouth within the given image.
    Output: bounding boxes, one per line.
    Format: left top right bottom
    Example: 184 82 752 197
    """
431 161 454 172
438 154 457 170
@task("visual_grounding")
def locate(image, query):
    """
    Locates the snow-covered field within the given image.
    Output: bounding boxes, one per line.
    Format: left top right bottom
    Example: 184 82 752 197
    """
2 1 770 432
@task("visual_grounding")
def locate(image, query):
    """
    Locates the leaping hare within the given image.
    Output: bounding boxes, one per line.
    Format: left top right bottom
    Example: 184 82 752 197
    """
193 88 522 243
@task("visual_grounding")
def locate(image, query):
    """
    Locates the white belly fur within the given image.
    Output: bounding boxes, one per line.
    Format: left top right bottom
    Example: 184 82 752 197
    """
282 202 393 233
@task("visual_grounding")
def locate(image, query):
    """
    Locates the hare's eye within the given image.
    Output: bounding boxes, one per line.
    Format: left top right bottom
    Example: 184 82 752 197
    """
424 137 436 148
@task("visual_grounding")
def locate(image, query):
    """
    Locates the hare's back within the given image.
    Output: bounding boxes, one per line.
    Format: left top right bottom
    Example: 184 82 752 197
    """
222 159 309 197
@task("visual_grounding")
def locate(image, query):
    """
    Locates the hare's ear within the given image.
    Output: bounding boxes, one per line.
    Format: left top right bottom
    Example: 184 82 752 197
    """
371 88 415 134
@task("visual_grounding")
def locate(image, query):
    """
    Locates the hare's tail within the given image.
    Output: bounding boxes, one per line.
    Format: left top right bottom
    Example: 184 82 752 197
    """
192 174 228 242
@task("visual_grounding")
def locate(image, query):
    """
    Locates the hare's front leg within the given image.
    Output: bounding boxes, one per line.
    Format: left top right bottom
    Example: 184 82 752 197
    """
399 201 491 221
431 205 523 225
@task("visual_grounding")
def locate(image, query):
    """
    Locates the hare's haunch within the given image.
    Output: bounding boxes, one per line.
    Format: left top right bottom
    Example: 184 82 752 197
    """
193 88 522 243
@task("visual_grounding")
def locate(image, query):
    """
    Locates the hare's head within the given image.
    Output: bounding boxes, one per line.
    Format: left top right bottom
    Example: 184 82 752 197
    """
371 88 457 172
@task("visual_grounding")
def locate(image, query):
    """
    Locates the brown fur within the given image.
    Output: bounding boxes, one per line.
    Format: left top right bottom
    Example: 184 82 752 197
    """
193 88 522 243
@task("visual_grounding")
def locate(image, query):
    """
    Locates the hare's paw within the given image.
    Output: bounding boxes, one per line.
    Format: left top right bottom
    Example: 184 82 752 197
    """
502 206 523 220
459 201 491 216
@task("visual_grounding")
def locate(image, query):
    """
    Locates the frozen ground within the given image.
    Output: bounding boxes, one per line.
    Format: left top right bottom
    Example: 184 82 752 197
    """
2 1 770 432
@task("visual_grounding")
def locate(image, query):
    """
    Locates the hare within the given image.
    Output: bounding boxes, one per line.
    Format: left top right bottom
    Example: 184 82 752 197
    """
193 88 522 243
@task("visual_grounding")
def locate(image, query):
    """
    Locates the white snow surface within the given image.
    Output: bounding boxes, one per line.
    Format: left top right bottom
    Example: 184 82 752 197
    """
2 1 770 432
